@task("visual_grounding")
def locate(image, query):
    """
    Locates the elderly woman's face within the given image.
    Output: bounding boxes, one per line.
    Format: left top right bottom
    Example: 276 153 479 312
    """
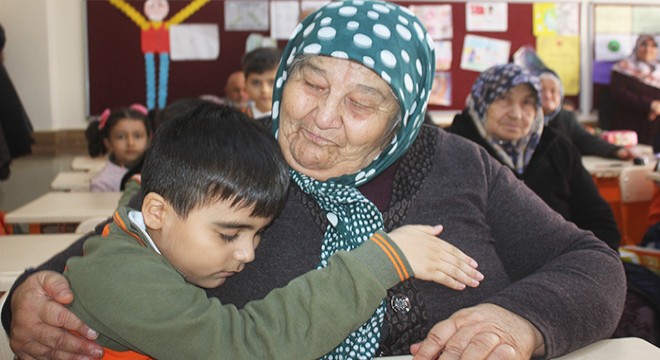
540 78 561 115
636 38 658 64
485 84 537 142
278 56 400 181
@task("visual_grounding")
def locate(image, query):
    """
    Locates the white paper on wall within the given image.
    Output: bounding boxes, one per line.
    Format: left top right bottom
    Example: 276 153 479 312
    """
225 0 269 31
594 34 635 62
170 24 219 61
466 3 508 32
460 34 511 72
270 1 300 40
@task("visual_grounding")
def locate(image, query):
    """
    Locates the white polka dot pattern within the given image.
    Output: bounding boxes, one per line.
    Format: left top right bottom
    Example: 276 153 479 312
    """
270 1 435 358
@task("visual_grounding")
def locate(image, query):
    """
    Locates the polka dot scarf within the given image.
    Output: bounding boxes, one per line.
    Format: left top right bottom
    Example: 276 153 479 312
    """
270 1 435 358
467 63 544 175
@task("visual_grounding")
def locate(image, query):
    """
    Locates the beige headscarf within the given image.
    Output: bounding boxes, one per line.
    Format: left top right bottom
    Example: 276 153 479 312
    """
613 34 660 89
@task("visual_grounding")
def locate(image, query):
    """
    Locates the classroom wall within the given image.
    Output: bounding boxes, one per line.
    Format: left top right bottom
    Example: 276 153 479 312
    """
0 0 86 131
1 0 658 132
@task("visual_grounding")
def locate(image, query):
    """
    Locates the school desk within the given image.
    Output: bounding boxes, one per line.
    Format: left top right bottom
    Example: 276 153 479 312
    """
50 171 92 192
70 155 106 172
4 192 121 234
375 337 660 359
582 153 656 246
0 233 79 292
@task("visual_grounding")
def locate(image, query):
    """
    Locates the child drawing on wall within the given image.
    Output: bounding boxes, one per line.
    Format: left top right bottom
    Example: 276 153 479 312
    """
109 0 210 109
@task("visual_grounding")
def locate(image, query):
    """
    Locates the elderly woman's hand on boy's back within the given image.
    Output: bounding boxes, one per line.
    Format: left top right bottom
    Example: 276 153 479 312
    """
9 271 103 360
410 303 544 360
649 100 660 121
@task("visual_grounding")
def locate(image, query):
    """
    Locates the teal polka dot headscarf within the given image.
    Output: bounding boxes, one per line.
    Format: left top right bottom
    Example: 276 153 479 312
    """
271 1 435 358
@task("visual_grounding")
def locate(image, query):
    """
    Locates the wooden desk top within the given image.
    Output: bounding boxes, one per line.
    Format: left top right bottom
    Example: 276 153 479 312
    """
582 156 655 177
71 156 106 172
581 145 655 177
5 192 121 224
581 156 630 177
0 234 80 291
647 171 660 182
375 337 660 359
50 171 92 191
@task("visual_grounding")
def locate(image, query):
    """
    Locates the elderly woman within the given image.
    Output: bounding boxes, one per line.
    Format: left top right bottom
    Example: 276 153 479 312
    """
609 34 660 145
540 68 633 159
448 64 620 251
3 1 625 359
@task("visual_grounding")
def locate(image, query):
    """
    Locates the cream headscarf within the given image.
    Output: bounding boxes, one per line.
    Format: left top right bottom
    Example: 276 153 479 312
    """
613 34 660 89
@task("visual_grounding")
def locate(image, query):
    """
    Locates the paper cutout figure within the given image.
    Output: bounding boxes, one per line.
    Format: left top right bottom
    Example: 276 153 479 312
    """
109 0 210 109
429 72 451 106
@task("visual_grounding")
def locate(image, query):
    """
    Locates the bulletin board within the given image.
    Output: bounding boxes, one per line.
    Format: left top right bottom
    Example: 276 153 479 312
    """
85 1 551 115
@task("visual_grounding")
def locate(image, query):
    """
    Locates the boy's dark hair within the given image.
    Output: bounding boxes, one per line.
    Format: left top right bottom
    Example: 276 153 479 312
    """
241 47 282 77
141 102 289 219
85 107 151 157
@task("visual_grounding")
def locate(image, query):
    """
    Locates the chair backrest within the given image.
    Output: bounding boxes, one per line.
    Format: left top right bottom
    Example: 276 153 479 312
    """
0 292 14 359
619 166 656 203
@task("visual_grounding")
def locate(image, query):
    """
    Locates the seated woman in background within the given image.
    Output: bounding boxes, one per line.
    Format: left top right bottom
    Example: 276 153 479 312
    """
609 34 660 146
448 63 620 250
540 68 634 159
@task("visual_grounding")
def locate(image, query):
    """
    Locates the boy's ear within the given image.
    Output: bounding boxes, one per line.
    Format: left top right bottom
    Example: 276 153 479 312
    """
142 192 168 230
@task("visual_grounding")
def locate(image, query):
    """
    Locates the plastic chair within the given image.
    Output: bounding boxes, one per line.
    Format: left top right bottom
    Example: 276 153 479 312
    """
75 216 108 234
0 211 9 235
0 292 14 359
618 165 655 245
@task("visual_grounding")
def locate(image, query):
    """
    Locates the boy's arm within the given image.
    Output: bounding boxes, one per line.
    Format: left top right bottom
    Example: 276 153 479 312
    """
117 175 141 208
65 231 411 359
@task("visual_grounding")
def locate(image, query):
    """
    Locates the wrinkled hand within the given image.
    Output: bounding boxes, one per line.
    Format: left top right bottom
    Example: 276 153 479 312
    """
410 303 544 360
648 100 660 121
615 148 635 160
10 271 103 360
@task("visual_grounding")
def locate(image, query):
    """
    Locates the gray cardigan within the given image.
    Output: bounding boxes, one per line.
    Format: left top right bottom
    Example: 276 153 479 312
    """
2 126 626 359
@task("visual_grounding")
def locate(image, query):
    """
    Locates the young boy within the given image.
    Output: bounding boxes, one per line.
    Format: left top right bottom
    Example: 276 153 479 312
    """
241 46 281 119
64 103 482 359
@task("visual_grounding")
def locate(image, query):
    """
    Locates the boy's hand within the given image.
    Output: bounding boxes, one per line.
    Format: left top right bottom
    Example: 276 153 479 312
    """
388 225 483 290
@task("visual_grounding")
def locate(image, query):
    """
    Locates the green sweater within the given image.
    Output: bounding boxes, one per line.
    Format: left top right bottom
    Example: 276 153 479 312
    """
65 206 413 359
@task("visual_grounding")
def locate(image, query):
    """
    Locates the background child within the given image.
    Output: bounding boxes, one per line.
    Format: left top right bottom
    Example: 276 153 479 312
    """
65 103 483 359
85 104 151 192
241 46 281 119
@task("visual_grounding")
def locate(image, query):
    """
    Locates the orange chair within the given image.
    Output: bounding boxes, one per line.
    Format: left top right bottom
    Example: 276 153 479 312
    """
618 166 655 245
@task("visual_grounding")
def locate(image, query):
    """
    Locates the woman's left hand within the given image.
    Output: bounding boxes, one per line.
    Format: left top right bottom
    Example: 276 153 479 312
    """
615 148 635 160
410 303 544 360
648 100 660 121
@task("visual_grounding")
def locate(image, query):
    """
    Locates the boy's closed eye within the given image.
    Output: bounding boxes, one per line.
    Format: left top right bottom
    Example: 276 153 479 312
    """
216 229 240 243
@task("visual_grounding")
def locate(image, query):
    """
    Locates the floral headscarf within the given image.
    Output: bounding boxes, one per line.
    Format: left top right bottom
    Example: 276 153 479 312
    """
613 34 660 89
467 63 544 175
270 1 435 358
